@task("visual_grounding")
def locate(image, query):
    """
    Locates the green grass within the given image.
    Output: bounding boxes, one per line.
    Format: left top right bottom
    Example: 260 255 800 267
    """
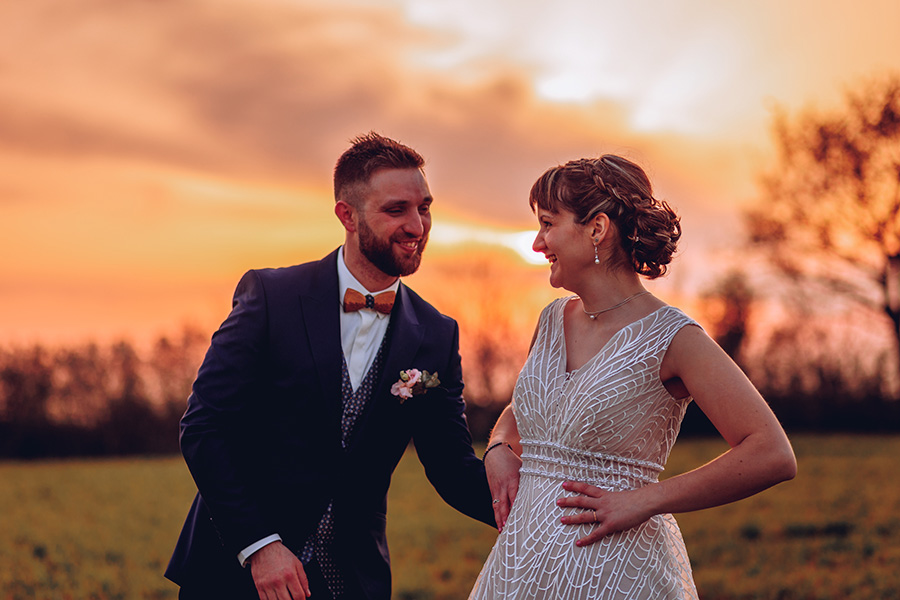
1 435 898 599
0 456 194 600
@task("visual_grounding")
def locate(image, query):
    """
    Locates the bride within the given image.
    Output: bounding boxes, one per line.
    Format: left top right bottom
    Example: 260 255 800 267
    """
470 155 796 599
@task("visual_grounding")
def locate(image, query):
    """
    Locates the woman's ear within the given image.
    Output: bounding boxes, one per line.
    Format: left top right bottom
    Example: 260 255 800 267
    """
334 201 357 233
589 212 611 243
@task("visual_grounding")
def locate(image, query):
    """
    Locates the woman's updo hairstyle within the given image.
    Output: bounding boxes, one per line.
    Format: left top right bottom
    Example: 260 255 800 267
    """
528 154 681 278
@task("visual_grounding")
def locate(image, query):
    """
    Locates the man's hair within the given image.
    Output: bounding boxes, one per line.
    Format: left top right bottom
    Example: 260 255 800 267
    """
333 132 425 207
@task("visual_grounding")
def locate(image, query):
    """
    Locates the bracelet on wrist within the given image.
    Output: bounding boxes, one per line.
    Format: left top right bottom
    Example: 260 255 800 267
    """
483 441 513 460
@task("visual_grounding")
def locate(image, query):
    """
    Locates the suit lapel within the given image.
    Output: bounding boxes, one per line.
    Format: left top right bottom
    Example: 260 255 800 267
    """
378 283 425 394
344 283 424 453
299 250 343 422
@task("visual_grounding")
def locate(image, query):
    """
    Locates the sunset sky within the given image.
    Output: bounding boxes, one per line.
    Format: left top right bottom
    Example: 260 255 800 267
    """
2 0 900 346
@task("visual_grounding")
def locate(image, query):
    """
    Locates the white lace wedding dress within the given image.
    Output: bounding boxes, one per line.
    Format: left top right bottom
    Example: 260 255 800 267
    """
470 297 700 600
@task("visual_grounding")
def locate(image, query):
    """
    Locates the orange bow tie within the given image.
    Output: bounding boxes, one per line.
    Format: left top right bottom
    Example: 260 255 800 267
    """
343 288 395 315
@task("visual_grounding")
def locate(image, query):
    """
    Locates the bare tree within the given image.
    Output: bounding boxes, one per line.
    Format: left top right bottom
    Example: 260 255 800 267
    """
700 270 754 370
747 73 900 369
0 345 52 427
147 325 207 409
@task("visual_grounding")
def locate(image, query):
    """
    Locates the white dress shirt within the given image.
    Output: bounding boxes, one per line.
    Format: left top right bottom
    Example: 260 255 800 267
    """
336 246 399 391
238 247 399 566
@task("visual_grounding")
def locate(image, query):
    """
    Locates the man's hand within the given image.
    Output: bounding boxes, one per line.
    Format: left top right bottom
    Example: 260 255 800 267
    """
484 443 522 532
249 541 310 600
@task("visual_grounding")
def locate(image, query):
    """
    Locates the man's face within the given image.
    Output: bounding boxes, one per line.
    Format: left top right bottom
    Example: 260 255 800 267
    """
356 168 432 278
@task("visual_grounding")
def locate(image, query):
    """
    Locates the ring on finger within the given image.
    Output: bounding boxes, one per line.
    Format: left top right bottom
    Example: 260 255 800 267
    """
592 510 599 523
493 499 500 504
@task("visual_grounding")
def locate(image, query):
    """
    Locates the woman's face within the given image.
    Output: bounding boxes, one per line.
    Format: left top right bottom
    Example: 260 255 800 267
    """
532 207 594 290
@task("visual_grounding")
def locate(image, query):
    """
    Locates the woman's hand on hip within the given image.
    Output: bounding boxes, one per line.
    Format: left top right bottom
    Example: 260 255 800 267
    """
557 481 656 547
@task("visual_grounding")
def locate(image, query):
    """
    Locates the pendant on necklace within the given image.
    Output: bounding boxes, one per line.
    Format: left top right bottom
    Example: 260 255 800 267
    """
582 290 650 321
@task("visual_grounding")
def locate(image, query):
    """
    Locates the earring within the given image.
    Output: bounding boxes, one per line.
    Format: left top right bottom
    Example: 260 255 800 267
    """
593 244 600 265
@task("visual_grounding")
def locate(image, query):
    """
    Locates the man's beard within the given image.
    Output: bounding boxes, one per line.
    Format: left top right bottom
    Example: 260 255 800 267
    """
358 216 427 277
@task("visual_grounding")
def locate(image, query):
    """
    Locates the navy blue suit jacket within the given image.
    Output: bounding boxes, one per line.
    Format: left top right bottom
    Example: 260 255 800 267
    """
165 249 495 598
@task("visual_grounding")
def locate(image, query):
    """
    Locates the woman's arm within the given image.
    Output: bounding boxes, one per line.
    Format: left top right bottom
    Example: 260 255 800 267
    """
484 405 523 531
559 324 797 546
484 318 541 530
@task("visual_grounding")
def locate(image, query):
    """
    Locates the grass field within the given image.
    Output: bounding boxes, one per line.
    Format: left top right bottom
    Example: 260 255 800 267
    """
1 434 898 599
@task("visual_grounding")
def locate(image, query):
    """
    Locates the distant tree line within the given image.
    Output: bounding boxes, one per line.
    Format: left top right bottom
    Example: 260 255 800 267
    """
695 270 900 435
1 286 898 460
0 328 206 458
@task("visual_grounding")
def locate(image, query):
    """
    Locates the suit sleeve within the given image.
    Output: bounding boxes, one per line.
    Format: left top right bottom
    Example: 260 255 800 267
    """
411 321 497 528
179 270 278 555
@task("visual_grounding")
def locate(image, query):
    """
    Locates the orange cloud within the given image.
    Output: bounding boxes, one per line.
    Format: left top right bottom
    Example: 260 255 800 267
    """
2 0 898 344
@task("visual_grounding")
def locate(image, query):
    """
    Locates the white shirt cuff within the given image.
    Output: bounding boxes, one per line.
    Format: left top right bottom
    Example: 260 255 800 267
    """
238 534 282 567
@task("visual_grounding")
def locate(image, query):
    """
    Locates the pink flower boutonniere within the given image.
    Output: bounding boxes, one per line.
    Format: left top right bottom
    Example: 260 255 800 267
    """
390 369 441 403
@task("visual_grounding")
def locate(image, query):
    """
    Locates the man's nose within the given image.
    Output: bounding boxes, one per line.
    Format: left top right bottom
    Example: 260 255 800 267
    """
404 211 426 236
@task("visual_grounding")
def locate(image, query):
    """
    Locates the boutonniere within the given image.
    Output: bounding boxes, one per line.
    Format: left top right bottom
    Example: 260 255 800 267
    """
391 369 440 403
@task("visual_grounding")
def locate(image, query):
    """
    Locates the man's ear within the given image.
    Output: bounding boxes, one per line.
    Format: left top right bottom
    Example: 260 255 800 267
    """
589 212 611 243
334 201 357 233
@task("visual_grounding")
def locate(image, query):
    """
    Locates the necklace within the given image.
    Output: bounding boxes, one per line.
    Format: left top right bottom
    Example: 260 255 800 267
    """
582 290 650 320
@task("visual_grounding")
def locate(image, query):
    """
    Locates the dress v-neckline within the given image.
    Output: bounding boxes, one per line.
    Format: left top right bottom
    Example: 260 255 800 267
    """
560 298 667 375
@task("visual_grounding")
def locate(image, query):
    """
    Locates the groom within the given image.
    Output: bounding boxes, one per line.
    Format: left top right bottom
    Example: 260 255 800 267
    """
165 132 495 599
